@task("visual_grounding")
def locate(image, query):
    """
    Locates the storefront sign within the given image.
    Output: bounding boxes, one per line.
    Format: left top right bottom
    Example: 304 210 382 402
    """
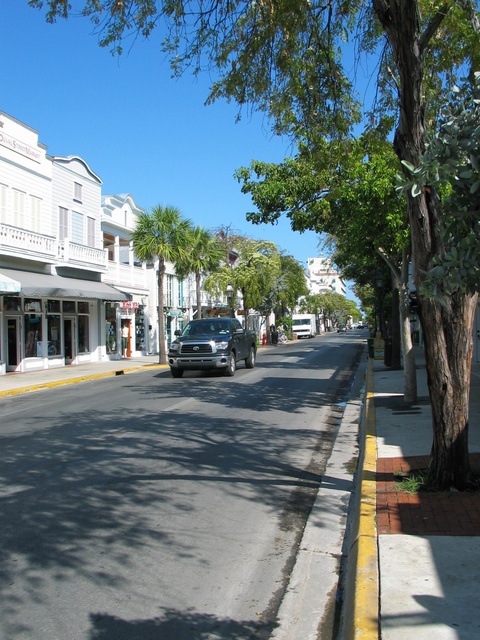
121 301 139 310
206 308 230 317
0 132 41 163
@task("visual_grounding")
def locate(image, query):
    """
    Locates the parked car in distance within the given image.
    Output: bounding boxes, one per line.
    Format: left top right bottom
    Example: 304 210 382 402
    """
337 324 347 333
168 317 257 378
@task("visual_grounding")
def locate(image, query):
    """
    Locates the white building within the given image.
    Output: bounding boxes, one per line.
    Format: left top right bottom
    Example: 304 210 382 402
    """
101 193 186 357
305 257 346 296
0 111 129 375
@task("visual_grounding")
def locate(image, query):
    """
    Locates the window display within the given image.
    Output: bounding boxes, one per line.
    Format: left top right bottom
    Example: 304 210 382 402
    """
24 312 42 358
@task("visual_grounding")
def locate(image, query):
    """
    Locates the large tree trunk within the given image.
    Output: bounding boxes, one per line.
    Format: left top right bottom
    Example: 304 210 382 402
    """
422 293 478 489
389 281 402 369
378 248 417 400
399 252 417 404
373 0 477 489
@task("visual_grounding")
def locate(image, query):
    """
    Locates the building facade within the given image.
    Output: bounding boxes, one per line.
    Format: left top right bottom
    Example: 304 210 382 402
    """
0 111 129 375
305 257 346 296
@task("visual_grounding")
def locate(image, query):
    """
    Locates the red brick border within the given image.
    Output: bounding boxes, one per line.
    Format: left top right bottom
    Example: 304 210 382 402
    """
377 454 480 535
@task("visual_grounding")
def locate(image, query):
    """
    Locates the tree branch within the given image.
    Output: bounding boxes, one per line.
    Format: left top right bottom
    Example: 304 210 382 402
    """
419 3 450 55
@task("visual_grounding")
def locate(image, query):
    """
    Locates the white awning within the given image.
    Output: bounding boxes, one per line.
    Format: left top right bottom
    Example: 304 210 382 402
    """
0 268 130 301
0 272 22 294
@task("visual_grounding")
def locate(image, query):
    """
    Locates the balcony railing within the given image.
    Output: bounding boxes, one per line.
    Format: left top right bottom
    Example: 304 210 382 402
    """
104 262 148 289
58 240 108 270
0 223 56 261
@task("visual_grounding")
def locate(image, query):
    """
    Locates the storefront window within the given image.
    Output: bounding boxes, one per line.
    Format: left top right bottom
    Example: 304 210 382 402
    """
78 315 90 353
105 303 117 354
24 312 42 358
24 298 42 313
63 300 76 314
47 314 61 356
3 296 21 311
135 307 145 351
47 299 61 313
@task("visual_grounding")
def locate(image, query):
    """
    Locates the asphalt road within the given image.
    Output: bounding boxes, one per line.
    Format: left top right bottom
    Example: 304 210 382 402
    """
0 332 366 640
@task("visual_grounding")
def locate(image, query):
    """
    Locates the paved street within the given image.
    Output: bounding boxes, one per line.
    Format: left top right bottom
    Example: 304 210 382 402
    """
0 332 366 640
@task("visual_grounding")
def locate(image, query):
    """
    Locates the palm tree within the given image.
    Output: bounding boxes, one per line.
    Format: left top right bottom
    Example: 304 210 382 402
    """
132 205 191 364
175 226 224 319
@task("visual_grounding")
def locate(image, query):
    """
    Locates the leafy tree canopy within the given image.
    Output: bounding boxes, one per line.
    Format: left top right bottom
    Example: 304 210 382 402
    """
305 291 358 325
398 72 480 299
276 253 309 313
28 1 479 147
236 129 408 255
175 225 224 280
203 235 282 313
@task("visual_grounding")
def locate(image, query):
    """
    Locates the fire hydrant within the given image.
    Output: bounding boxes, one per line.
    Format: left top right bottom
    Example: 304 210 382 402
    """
262 333 267 346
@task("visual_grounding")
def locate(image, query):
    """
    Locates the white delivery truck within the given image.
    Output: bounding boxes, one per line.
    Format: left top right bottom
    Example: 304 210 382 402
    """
291 314 317 339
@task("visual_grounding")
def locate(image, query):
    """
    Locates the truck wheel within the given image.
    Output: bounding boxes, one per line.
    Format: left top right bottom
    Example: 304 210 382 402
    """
171 368 184 378
225 352 236 377
245 346 256 369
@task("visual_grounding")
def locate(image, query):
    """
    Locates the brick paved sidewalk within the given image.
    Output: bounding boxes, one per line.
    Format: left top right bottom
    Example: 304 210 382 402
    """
377 454 480 536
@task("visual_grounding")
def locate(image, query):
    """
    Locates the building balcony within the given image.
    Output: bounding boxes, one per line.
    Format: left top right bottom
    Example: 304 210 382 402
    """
103 262 149 290
58 239 108 271
0 223 57 262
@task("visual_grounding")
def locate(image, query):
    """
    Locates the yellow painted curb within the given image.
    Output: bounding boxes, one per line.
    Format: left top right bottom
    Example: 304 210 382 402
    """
353 357 379 639
342 356 379 640
0 364 167 398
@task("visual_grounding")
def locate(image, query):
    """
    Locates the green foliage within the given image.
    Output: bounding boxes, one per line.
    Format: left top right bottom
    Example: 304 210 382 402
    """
30 0 363 141
394 471 427 495
174 225 225 319
304 291 358 325
297 293 326 315
132 204 191 363
29 2 477 149
132 204 191 266
277 315 292 334
275 254 309 313
237 130 409 294
397 72 480 299
203 235 282 314
175 226 224 280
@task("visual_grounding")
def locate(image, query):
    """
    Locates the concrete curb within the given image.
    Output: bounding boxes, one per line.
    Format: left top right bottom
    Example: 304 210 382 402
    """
0 363 167 398
341 357 379 640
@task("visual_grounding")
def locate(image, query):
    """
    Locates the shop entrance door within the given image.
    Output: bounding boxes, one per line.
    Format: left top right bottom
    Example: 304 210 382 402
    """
6 316 20 371
64 317 75 363
121 320 131 357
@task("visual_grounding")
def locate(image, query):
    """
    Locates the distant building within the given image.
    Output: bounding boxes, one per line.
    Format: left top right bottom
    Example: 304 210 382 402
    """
305 257 346 296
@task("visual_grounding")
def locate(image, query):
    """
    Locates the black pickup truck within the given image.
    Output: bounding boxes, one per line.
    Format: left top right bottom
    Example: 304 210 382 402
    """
168 317 257 378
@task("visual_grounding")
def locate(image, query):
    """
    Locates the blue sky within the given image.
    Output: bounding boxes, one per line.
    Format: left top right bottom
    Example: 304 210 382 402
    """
3 1 360 299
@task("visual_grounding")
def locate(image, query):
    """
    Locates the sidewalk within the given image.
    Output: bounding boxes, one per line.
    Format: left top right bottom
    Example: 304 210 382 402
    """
0 355 167 397
346 347 480 640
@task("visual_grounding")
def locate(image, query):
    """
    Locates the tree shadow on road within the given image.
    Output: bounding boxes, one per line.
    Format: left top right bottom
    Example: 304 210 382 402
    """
89 608 274 640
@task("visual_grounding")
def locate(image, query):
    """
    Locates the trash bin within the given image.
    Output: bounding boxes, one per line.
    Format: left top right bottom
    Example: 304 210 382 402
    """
374 336 385 360
368 337 374 358
384 338 392 366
